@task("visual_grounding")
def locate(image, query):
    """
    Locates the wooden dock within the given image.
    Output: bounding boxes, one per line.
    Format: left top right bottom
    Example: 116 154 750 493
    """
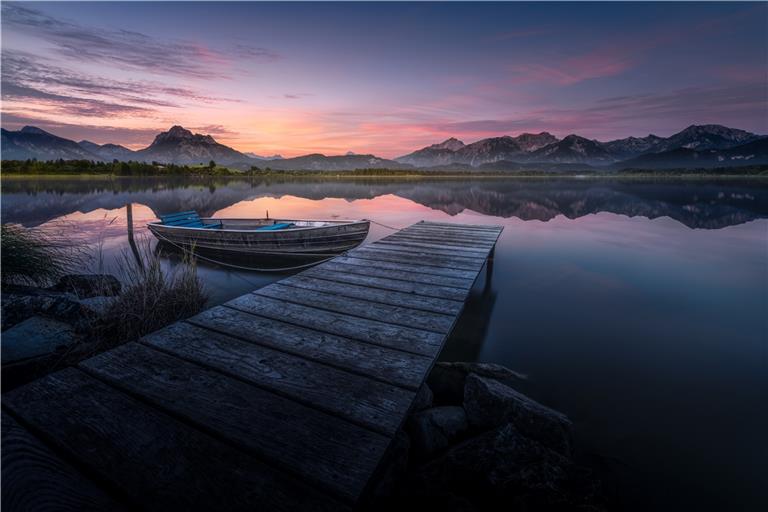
2 221 503 511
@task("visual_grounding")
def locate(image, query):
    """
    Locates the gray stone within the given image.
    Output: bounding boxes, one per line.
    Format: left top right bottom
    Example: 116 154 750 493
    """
463 373 573 455
407 406 468 459
428 361 526 405
50 274 121 298
1 291 84 331
1 316 78 365
411 383 434 412
416 423 580 507
78 296 119 318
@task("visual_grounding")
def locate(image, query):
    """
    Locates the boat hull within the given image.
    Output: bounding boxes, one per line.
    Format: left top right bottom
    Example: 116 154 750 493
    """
147 218 370 256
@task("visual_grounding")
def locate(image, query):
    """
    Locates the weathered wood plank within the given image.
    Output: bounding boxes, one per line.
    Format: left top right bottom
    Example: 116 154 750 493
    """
375 238 490 255
365 243 489 261
403 222 501 234
2 411 124 512
278 274 465 316
299 268 470 302
139 322 414 435
185 306 432 389
347 247 483 271
400 225 499 237
80 343 389 500
226 295 445 357
418 221 503 232
3 368 344 511
314 259 475 289
329 255 479 279
398 227 500 242
379 233 496 250
256 282 455 333
417 221 503 232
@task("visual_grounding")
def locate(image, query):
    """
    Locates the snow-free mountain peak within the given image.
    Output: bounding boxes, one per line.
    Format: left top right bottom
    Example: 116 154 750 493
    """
428 138 466 151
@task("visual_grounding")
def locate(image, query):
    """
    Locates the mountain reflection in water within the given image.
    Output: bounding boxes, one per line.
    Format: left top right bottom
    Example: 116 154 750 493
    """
3 177 767 229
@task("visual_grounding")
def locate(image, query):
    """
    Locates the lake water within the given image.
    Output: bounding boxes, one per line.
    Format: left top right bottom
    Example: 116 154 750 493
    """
2 176 767 510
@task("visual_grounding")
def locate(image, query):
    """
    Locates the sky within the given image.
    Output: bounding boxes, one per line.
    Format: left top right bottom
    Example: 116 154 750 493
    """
2 1 766 158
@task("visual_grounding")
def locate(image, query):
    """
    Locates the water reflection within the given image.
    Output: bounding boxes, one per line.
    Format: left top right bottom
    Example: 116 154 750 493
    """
3 176 767 229
2 176 766 511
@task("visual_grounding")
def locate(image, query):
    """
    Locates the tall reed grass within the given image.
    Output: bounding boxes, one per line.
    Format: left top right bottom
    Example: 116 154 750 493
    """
1 223 85 287
94 238 208 345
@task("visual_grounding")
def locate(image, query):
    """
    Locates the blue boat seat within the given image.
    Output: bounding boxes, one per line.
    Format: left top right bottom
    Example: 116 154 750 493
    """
159 211 221 229
256 222 295 231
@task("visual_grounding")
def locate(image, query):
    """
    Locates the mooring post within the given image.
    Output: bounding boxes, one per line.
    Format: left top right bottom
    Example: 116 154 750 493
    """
484 246 495 293
126 202 144 270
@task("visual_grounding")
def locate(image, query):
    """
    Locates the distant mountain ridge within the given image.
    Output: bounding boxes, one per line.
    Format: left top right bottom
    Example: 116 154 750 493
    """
1 123 764 171
396 125 764 167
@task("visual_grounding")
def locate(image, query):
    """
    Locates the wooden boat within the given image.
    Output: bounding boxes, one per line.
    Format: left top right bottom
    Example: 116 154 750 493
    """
147 211 370 256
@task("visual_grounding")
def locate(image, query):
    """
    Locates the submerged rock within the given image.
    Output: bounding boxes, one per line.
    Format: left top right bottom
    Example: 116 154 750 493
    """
407 406 468 459
50 274 121 298
428 361 527 405
415 423 599 510
464 373 573 456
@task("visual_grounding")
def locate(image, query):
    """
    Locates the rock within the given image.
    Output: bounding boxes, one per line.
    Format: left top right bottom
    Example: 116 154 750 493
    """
428 361 526 405
415 423 598 509
78 296 119 318
411 383 434 412
1 291 85 331
464 374 573 456
1 316 78 365
50 274 121 298
407 406 468 459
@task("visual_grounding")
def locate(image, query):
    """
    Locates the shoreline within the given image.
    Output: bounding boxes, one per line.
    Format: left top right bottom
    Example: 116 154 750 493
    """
3 172 767 180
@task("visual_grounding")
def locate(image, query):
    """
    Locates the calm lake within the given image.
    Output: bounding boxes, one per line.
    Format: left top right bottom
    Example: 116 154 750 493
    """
3 176 767 510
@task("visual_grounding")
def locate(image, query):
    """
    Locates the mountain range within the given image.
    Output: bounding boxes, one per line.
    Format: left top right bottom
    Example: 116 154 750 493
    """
1 124 766 171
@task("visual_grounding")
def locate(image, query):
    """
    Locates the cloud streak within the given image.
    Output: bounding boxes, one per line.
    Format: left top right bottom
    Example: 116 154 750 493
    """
2 4 280 79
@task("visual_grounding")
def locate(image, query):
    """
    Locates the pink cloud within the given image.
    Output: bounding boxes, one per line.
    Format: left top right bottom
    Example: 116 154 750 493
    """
508 48 634 86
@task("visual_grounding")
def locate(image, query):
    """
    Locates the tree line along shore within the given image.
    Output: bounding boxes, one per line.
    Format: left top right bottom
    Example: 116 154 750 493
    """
2 159 767 177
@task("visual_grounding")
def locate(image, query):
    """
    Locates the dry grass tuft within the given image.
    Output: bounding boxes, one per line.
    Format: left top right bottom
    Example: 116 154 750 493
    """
93 238 208 345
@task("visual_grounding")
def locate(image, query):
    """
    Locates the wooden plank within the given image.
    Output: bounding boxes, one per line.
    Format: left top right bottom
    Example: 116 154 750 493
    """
185 307 432 389
402 223 501 235
226 295 445 357
278 273 465 316
140 323 414 436
418 221 503 232
330 255 478 280
80 343 389 501
365 243 488 261
2 411 125 511
256 282 455 333
300 268 470 302
375 238 490 255
398 227 500 242
382 230 497 246
347 247 483 271
3 368 344 511
378 232 496 250
315 259 475 289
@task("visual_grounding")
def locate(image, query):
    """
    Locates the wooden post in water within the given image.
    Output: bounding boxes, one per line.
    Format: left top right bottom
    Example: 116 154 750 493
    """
484 246 495 293
126 202 144 270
